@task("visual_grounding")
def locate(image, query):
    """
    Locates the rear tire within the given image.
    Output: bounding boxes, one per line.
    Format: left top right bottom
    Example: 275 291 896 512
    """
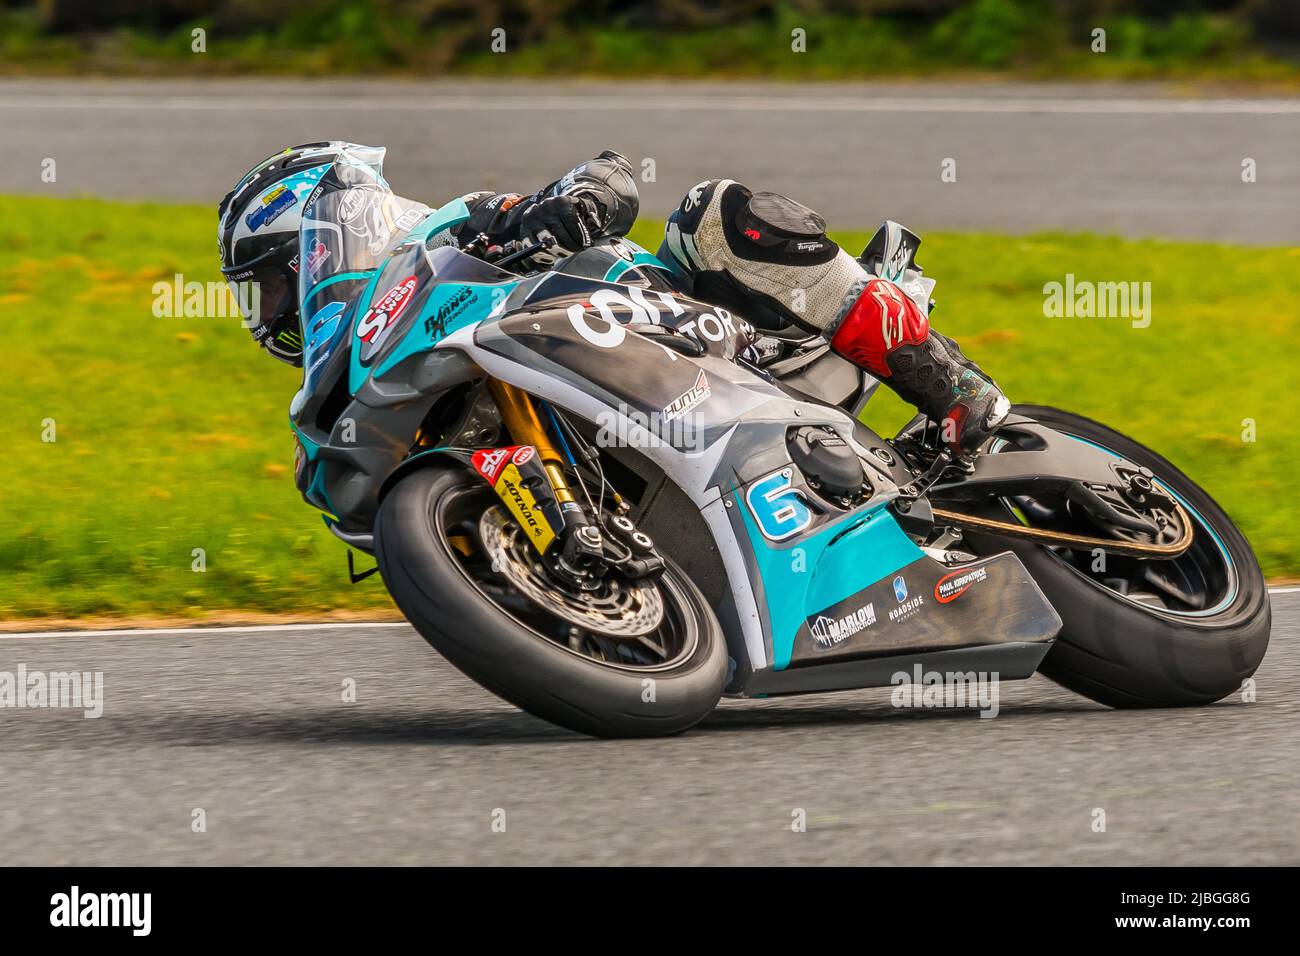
375 464 728 737
960 405 1270 708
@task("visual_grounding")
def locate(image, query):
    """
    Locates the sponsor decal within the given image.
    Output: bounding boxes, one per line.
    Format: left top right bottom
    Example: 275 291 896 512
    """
682 181 708 213
474 447 511 484
307 301 347 349
885 241 911 280
745 468 812 541
471 446 556 553
889 574 925 623
393 207 425 236
808 601 876 650
305 238 331 276
423 286 478 339
661 369 710 423
339 188 371 224
795 240 824 252
870 279 910 350
245 184 297 231
357 275 417 344
935 566 989 603
274 327 303 351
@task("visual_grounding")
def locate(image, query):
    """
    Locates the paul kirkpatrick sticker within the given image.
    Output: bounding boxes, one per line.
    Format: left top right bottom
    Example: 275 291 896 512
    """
935 566 989 604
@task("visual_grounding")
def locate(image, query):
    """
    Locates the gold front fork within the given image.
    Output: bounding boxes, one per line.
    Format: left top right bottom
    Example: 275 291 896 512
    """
486 378 576 507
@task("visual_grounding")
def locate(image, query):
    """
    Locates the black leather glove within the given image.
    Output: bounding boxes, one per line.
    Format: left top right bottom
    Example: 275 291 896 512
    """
519 194 597 254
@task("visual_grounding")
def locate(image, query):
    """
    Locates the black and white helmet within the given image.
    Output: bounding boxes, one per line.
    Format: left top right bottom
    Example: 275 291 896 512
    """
218 142 387 366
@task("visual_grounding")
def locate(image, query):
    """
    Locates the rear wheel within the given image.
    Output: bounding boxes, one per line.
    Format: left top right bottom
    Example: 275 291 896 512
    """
957 405 1270 707
375 464 728 737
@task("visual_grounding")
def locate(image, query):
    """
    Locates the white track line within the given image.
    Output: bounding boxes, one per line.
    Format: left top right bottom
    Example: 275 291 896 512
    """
0 95 1298 115
2 587 1296 639
0 622 412 640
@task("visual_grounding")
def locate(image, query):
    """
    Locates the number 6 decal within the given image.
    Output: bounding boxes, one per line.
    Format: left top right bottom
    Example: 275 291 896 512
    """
746 468 812 541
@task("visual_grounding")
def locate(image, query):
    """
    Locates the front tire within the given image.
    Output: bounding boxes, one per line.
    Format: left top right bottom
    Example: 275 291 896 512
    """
375 464 728 737
961 405 1270 708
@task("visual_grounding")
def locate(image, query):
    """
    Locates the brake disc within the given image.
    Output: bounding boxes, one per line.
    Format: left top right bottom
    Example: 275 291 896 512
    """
478 507 665 638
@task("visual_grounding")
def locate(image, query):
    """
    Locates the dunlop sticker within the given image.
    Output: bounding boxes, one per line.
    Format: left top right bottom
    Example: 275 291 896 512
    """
471 445 557 554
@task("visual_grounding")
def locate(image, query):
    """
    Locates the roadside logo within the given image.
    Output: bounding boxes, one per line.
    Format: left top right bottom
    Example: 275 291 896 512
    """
889 574 925 623
935 566 989 603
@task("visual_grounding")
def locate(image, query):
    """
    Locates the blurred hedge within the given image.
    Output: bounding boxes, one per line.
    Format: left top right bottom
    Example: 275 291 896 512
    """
3 0 1296 77
24 0 1300 37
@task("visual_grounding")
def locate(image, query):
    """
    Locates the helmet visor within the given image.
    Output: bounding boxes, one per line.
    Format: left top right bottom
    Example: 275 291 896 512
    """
223 258 295 333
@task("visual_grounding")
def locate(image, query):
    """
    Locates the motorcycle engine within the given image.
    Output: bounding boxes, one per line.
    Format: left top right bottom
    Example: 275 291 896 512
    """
787 425 870 505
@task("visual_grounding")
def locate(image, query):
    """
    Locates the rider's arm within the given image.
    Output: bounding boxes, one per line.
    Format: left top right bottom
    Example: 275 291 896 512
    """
452 150 640 251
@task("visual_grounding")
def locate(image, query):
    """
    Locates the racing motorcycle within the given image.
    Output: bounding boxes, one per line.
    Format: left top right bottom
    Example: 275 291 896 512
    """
289 177 1270 738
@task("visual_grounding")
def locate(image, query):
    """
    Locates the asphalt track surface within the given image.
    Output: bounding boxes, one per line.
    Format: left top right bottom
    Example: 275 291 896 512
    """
2 78 1296 865
2 591 1296 865
2 78 1299 242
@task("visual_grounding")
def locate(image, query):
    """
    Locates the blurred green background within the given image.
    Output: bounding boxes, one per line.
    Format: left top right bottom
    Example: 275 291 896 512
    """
1 2 1297 623
1 195 1295 624
1 0 1298 81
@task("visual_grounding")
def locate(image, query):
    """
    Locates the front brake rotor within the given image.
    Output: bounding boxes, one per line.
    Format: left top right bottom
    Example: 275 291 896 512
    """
478 507 665 638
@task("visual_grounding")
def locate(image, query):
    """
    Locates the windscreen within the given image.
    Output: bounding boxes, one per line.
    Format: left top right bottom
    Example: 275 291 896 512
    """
298 148 432 304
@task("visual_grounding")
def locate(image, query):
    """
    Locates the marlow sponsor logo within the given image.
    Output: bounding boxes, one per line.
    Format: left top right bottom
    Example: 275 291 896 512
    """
935 566 989 604
50 886 151 936
809 602 876 650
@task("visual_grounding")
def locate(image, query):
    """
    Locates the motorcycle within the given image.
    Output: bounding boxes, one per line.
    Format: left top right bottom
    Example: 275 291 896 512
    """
289 178 1270 737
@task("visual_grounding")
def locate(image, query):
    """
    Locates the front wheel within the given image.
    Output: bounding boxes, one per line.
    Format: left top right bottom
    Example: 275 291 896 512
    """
374 464 729 737
959 405 1271 708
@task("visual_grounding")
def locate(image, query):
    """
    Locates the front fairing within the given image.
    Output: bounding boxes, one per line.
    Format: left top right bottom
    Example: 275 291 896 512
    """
297 183 436 397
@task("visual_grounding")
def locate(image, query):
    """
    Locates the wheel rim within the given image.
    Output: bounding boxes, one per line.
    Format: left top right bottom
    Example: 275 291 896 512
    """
431 481 699 672
990 433 1239 619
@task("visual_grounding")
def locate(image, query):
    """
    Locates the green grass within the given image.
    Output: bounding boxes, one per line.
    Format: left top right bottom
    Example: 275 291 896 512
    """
0 195 1296 621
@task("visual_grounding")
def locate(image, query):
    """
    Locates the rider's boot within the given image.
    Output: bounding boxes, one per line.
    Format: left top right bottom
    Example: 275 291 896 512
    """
660 180 1009 455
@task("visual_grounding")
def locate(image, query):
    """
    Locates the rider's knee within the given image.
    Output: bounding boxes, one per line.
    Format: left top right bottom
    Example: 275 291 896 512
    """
660 179 867 333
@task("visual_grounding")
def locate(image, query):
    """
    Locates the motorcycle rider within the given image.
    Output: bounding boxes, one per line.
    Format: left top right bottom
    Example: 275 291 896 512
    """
218 142 1007 453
